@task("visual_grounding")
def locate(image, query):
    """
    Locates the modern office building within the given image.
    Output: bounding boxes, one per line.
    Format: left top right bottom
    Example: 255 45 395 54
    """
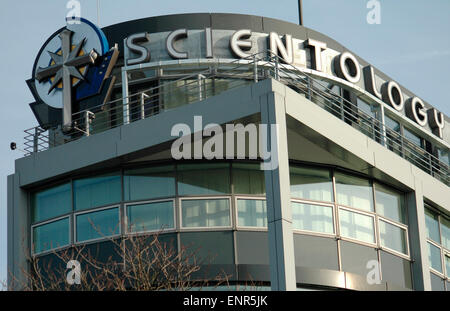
7 13 450 291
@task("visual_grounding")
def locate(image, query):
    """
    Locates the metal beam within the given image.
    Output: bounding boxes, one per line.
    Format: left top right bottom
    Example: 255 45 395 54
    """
298 0 303 25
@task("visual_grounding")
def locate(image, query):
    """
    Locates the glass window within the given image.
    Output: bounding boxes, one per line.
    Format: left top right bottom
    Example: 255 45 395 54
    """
425 208 441 243
124 166 175 201
76 207 120 242
339 208 375 244
437 147 449 166
32 183 71 223
74 173 121 211
177 163 230 195
181 199 230 228
290 166 333 202
233 163 265 195
385 115 400 132
33 217 69 253
441 217 450 250
379 220 407 254
428 242 442 273
375 183 405 224
335 172 374 212
357 97 376 118
127 201 174 232
446 254 450 278
237 199 267 227
403 127 424 149
292 202 334 234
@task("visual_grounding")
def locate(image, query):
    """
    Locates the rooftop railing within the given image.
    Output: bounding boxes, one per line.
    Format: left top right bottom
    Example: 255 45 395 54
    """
23 52 450 186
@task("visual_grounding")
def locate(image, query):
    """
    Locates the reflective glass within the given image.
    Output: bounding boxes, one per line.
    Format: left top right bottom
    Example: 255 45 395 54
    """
127 201 174 232
403 127 424 149
425 208 441 243
339 209 375 244
233 163 265 195
33 217 69 253
441 217 450 250
237 199 267 227
124 166 175 201
177 163 230 195
379 220 407 254
292 202 334 234
32 183 71 223
76 207 120 242
335 172 373 212
385 115 400 132
428 242 442 273
74 173 121 211
375 183 405 224
182 199 230 227
446 255 450 277
290 166 333 202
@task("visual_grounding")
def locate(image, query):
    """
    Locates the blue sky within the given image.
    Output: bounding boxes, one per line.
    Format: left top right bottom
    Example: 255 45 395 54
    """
1 0 449 285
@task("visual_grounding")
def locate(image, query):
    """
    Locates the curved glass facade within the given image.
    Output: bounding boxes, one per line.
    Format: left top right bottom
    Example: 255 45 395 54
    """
30 161 413 288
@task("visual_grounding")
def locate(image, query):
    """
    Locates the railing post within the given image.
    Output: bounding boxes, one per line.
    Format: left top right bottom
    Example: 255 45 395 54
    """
85 111 94 136
33 127 39 153
141 93 146 120
275 56 280 80
306 76 312 100
253 54 258 83
198 74 205 101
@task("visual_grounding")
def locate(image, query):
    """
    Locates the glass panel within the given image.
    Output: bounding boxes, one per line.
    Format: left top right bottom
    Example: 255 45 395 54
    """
76 207 120 242
74 173 121 211
182 199 230 227
32 183 71 223
379 220 407 254
375 183 405 224
441 217 450 250
335 172 374 212
428 242 442 273
437 148 449 166
339 209 375 244
233 163 265 195
177 163 230 195
403 127 424 149
237 199 267 227
33 218 69 253
446 255 450 278
290 166 333 202
127 201 174 232
291 202 334 234
385 115 400 132
425 208 441 243
124 166 175 201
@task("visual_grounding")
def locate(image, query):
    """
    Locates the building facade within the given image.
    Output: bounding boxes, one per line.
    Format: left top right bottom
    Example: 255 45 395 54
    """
7 13 450 291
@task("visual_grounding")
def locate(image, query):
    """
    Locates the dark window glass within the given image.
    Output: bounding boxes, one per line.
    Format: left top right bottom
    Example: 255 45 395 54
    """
290 166 333 202
380 251 412 289
32 183 71 223
177 163 230 195
375 183 405 224
232 163 265 195
293 234 339 271
335 172 373 212
430 272 445 291
340 241 378 276
441 217 450 250
124 166 175 201
127 201 174 232
385 115 400 132
74 173 121 211
76 207 120 242
235 232 269 265
180 231 234 265
403 127 424 149
446 254 450 278
425 208 441 243
33 217 69 253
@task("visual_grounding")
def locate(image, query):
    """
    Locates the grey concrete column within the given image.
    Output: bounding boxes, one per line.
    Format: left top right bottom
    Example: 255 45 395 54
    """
261 90 296 291
7 173 29 290
406 179 432 291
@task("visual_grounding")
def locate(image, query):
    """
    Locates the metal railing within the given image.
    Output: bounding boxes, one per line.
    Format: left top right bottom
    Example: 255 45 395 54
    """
23 51 449 186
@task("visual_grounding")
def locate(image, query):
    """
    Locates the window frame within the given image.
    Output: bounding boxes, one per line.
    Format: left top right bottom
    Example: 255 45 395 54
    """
337 205 377 248
179 196 233 230
291 198 336 238
234 196 268 231
377 216 410 259
74 205 122 244
125 198 176 234
31 214 72 256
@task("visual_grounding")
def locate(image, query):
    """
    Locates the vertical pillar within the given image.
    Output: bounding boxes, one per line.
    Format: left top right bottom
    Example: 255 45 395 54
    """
406 179 432 290
261 89 296 291
122 68 130 125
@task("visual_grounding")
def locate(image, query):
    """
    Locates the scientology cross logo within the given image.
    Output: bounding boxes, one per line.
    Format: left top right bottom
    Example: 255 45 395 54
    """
27 18 119 132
